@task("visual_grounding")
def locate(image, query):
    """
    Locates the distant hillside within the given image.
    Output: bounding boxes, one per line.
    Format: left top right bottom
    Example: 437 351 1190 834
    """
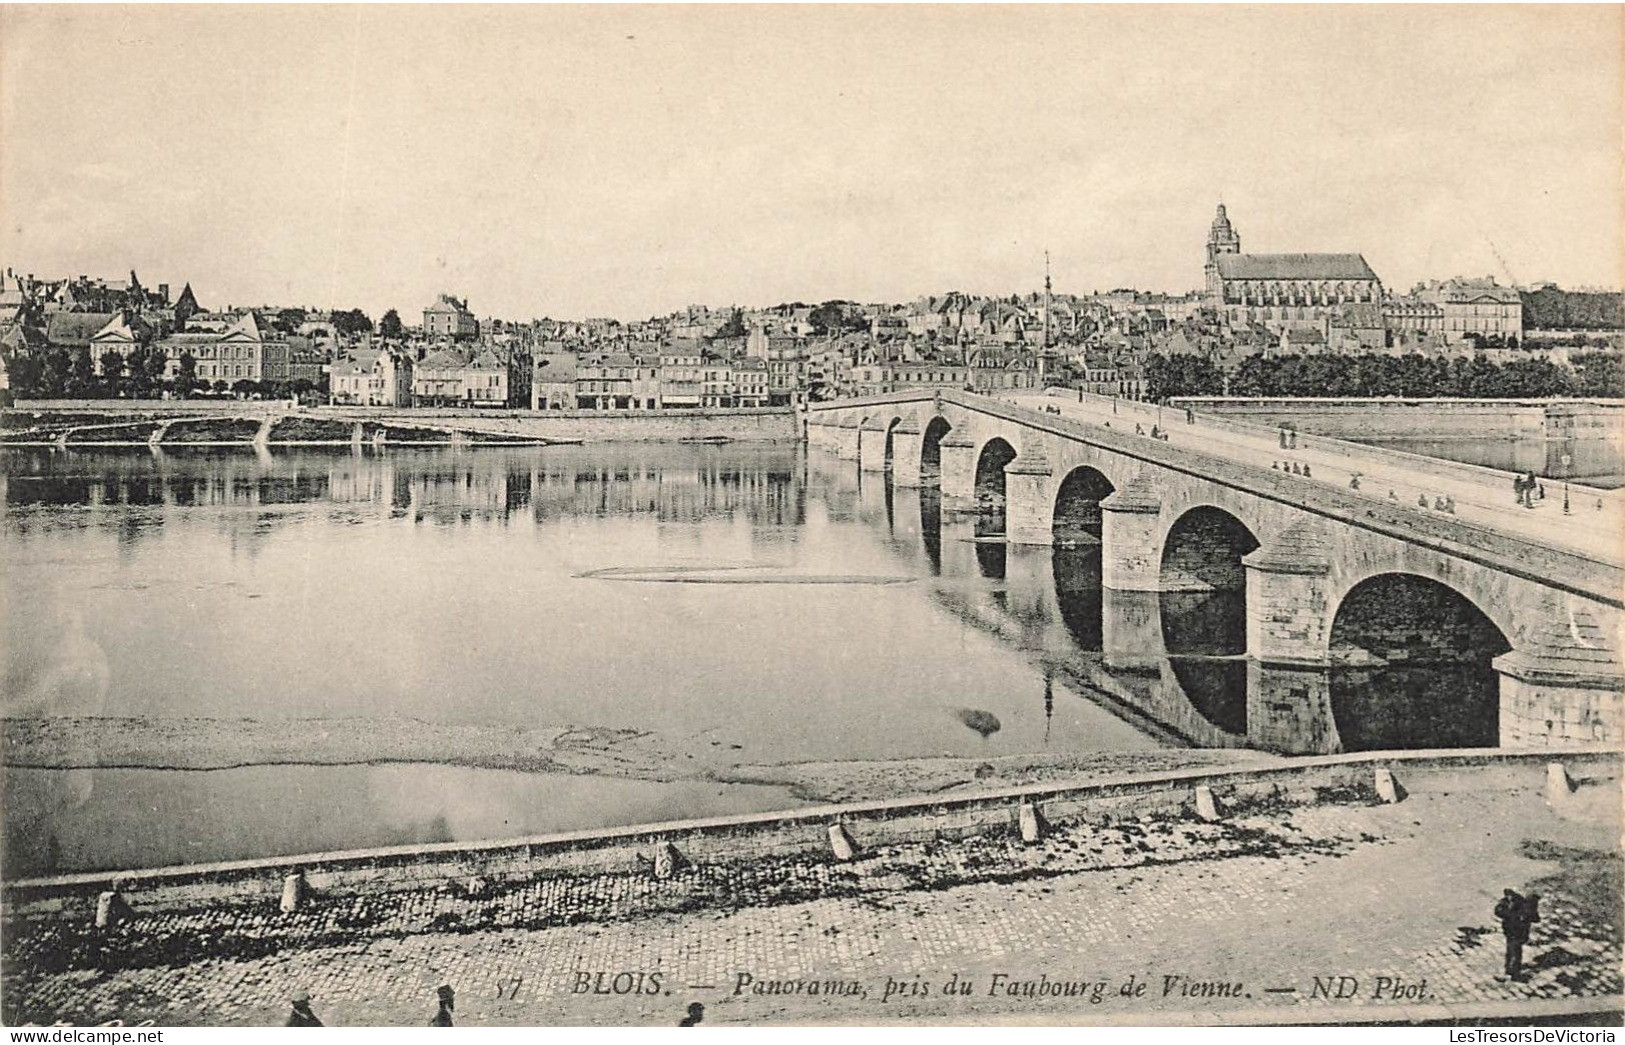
1520 287 1625 330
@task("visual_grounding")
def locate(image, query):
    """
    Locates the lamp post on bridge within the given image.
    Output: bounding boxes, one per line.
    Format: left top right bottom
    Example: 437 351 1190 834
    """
1562 451 1572 515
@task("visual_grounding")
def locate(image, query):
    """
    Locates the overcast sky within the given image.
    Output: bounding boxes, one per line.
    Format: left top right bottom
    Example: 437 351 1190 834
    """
1 5 1620 321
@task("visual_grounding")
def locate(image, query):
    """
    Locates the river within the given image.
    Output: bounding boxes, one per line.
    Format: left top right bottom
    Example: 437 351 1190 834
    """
0 440 1517 874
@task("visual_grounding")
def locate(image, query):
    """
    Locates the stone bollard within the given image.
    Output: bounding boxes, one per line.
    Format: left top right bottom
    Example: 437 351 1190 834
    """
280 871 308 913
1546 762 1576 804
652 842 686 879
1018 802 1044 844
95 890 131 928
1194 785 1221 822
1374 768 1405 804
828 824 858 862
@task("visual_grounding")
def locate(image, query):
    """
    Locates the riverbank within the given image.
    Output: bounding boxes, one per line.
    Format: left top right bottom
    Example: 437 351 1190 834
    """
0 715 1273 807
3 771 1617 1026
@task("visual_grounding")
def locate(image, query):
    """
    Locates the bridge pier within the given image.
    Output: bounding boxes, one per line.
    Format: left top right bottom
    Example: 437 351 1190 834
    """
938 435 978 507
1495 652 1624 746
858 420 888 473
1099 476 1163 591
835 418 861 461
1004 450 1055 546
890 422 924 487
1243 522 1333 666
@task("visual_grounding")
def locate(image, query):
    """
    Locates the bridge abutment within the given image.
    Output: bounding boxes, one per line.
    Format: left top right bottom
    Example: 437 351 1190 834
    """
890 422 924 487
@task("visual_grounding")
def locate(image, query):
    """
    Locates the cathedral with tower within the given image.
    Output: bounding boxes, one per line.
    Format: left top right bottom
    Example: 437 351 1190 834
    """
1203 204 1385 345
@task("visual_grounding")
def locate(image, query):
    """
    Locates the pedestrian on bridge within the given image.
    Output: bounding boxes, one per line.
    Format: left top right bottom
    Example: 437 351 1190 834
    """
1302 464 1312 478
1349 473 1361 490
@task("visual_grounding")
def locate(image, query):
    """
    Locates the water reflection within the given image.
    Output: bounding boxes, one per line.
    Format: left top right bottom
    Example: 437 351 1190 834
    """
1 440 1526 870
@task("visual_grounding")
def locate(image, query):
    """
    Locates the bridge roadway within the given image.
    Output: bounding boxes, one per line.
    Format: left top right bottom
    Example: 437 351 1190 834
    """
1003 389 1623 568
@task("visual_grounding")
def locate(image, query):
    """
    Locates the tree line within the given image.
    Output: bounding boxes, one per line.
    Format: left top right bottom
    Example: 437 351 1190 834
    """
4 343 325 401
1143 351 1623 401
1519 288 1625 332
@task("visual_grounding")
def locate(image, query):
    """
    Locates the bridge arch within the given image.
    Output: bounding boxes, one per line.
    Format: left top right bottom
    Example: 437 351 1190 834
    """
1159 506 1260 657
974 437 1018 512
920 415 952 483
1326 572 1510 751
1052 466 1115 546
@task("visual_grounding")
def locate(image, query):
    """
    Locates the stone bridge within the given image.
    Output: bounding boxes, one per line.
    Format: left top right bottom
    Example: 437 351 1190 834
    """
807 389 1625 749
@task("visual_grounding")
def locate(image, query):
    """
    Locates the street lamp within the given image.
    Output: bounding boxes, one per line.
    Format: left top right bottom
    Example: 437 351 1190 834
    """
1561 451 1572 515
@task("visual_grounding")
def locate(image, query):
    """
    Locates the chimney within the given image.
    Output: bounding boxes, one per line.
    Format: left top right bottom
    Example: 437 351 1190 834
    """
158 283 169 305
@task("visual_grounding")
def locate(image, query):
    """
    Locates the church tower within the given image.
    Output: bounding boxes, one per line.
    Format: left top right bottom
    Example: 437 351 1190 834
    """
1205 203 1241 301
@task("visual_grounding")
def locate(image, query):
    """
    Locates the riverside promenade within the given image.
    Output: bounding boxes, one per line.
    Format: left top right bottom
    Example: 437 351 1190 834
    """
3 761 1619 1027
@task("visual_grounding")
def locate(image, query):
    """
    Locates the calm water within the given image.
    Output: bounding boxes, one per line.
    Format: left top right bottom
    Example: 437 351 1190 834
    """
1 442 1504 874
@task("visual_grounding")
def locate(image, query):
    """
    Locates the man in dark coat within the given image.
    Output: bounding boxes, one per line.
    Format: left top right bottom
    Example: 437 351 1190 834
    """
286 990 322 1027
1494 889 1539 980
430 985 455 1026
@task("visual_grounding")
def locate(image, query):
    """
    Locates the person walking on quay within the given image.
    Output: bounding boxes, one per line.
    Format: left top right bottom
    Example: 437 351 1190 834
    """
430 985 455 1026
286 990 323 1027
679 1002 706 1027
1494 889 1540 980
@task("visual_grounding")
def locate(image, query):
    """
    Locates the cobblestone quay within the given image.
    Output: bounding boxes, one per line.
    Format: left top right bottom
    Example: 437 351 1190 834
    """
2 770 1618 1026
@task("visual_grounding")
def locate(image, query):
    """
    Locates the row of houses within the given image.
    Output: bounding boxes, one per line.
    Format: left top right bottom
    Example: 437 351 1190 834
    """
329 343 533 408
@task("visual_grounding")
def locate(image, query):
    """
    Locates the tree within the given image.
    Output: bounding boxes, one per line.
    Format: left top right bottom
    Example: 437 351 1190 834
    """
275 308 308 334
175 351 198 396
99 351 127 384
144 346 167 385
714 308 747 339
67 347 96 396
4 351 43 397
379 308 404 340
125 345 153 397
40 347 72 397
1573 352 1625 398
330 308 374 337
211 379 229 393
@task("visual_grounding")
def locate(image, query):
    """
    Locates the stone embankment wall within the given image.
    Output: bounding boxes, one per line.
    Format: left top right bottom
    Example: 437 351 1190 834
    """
354 407 799 443
4 748 1616 920
1169 397 1622 444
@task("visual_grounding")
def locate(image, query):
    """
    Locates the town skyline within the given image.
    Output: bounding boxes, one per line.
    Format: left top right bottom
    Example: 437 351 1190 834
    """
2 5 1621 321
